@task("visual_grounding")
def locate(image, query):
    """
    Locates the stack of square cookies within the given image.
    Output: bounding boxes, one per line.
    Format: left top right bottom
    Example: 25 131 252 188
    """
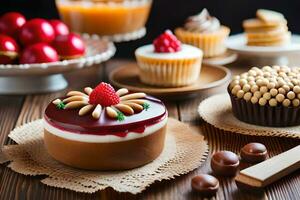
243 9 290 46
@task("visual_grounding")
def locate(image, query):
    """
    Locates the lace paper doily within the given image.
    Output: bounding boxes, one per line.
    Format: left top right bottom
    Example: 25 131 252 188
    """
0 118 208 194
198 93 300 138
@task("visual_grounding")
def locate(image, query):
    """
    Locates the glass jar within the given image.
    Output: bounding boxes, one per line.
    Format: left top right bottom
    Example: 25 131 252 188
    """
56 0 152 36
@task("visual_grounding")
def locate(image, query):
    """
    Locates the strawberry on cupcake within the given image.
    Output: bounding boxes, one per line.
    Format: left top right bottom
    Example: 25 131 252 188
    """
135 30 203 87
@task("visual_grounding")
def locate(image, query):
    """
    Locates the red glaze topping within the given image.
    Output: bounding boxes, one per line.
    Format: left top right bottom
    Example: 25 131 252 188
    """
153 30 181 53
44 96 167 137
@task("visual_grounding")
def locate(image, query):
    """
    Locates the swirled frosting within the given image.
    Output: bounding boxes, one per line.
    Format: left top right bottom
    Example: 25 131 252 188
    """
184 8 221 33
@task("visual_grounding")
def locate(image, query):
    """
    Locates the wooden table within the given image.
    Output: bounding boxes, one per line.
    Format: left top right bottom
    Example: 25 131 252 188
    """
1 59 300 200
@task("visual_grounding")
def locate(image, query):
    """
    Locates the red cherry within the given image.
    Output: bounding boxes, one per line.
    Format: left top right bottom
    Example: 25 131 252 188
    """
0 34 19 64
20 43 59 64
52 33 85 59
0 12 26 38
19 18 55 46
49 19 69 36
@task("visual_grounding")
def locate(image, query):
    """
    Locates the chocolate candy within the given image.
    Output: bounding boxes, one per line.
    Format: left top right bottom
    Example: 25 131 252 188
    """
191 174 219 196
211 151 239 176
241 143 267 163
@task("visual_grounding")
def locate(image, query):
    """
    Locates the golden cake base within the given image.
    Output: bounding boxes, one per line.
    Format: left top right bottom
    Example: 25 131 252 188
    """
44 125 166 170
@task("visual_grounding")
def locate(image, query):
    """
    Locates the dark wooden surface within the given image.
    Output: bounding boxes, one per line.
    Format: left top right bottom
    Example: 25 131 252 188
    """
0 59 300 200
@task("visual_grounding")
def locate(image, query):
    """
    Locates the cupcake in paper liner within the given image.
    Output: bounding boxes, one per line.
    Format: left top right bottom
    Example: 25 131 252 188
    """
135 30 203 87
228 65 300 127
175 9 230 58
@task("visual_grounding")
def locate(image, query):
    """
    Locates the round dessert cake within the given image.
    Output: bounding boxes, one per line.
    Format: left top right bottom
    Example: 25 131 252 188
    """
228 65 300 127
43 82 168 170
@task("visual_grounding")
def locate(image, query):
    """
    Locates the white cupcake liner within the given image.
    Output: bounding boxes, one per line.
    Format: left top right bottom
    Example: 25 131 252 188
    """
136 57 202 87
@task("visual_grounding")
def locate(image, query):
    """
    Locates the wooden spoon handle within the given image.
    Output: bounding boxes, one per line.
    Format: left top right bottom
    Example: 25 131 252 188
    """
235 145 300 188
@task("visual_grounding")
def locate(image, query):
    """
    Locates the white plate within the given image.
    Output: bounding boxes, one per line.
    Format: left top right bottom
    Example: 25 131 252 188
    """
226 34 300 56
203 51 237 66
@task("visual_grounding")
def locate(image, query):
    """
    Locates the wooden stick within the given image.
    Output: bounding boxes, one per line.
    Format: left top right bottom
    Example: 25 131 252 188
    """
235 145 300 188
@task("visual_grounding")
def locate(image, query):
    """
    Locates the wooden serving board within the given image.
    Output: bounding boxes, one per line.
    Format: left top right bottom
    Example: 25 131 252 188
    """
109 62 231 99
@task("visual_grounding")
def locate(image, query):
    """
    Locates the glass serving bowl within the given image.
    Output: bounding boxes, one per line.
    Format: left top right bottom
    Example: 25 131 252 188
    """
56 0 152 37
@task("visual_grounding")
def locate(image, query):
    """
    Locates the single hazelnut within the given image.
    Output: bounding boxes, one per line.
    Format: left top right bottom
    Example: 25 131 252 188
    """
282 99 291 107
236 90 245 98
251 96 258 104
258 98 267 106
292 99 300 107
270 88 278 96
293 86 300 94
282 85 290 92
242 84 251 92
263 92 271 100
269 98 277 107
250 85 259 93
267 82 276 89
239 79 247 86
287 91 296 100
275 94 285 103
254 91 262 98
259 86 268 94
278 88 286 95
243 92 252 101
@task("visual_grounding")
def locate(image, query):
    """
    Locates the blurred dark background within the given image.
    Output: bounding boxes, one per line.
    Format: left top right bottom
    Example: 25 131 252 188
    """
0 0 299 58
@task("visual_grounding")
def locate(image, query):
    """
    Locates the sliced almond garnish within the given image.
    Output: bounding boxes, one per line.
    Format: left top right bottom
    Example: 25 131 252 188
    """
114 104 134 115
52 99 62 105
84 87 93 95
67 91 88 97
122 102 143 112
92 104 102 119
124 99 145 105
63 96 88 103
65 101 88 109
116 88 129 97
120 93 146 101
106 107 118 118
79 104 95 116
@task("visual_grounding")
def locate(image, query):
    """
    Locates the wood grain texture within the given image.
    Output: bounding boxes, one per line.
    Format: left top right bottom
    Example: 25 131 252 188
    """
0 60 300 200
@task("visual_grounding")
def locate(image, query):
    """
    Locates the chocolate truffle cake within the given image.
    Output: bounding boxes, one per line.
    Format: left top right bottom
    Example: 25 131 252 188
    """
228 65 300 127
43 82 168 170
